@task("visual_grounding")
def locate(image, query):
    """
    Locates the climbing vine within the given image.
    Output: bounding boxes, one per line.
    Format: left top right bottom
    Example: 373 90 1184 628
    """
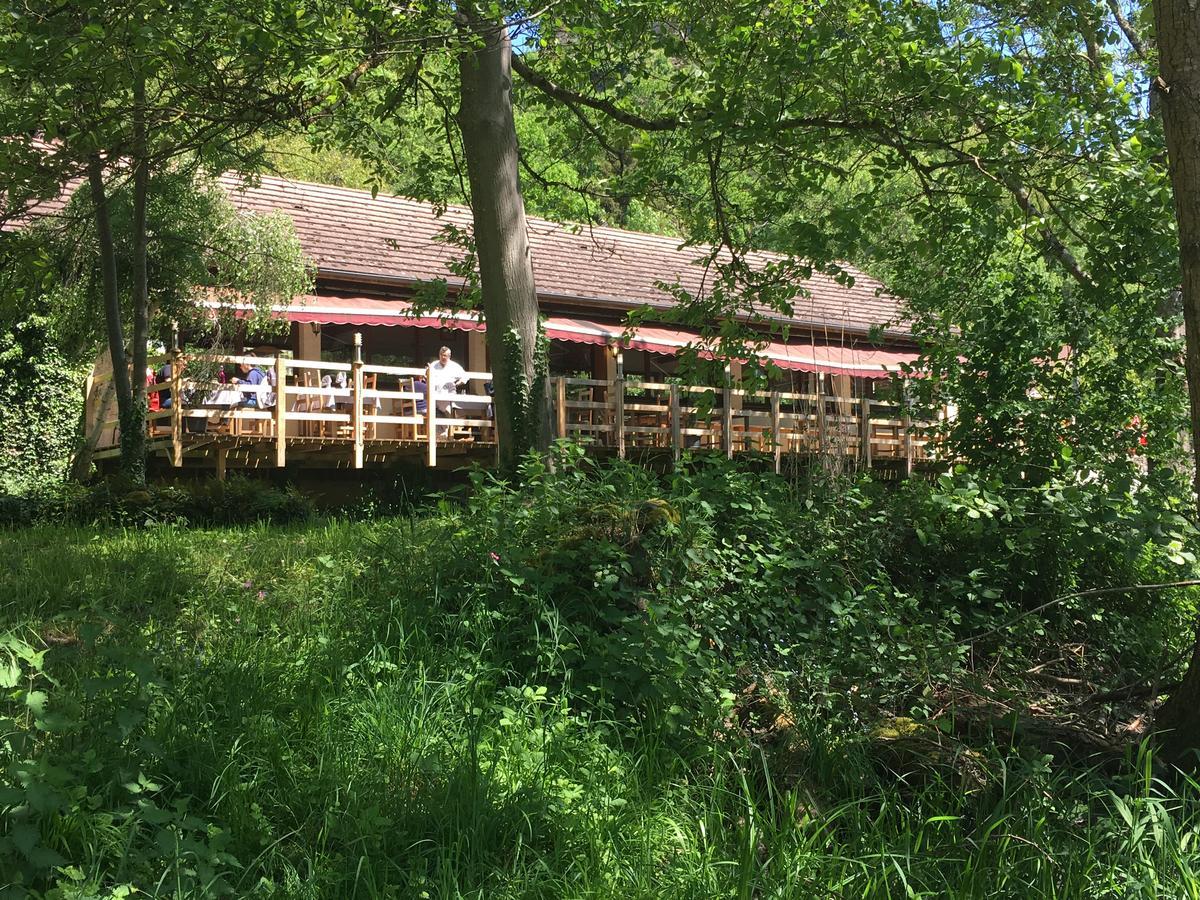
498 323 550 466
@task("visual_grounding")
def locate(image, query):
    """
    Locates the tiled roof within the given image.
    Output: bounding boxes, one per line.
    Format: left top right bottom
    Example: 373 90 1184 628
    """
221 174 910 340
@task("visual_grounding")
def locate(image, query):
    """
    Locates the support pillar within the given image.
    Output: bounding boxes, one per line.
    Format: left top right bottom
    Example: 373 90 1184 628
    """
296 322 321 361
468 330 488 394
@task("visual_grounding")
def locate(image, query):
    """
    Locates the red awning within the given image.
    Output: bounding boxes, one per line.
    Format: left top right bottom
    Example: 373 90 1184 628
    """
208 295 918 378
275 295 485 331
541 316 918 378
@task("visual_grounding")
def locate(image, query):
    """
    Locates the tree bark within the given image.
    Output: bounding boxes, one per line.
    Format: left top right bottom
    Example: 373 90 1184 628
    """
86 155 139 479
126 73 150 485
1153 0 1200 758
456 8 549 470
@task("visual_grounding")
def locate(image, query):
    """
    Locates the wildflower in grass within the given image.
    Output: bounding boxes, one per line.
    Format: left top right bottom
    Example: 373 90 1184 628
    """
243 579 254 590
489 551 501 564
257 590 267 601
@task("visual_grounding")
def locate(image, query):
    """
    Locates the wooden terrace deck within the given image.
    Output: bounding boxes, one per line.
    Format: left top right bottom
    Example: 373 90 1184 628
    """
86 351 940 476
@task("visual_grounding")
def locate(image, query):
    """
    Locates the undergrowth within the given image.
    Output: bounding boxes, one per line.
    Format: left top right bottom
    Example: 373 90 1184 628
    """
1 448 1198 897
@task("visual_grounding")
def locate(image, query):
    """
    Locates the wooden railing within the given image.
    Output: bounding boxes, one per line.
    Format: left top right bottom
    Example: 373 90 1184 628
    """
552 376 934 474
88 353 938 472
90 347 495 469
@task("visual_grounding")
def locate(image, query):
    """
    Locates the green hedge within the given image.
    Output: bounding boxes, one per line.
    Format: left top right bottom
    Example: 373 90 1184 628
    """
0 475 313 528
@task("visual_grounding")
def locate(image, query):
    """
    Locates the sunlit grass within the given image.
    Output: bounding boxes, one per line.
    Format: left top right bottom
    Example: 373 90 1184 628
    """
3 515 1200 898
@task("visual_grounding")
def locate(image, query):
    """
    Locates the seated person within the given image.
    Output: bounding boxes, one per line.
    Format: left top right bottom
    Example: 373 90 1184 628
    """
156 355 187 408
232 362 267 407
411 377 428 415
429 346 466 437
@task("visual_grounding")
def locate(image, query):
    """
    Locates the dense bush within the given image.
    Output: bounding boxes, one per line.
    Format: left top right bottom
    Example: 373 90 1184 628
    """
1 453 1197 896
459 446 1195 723
0 311 88 495
0 475 313 528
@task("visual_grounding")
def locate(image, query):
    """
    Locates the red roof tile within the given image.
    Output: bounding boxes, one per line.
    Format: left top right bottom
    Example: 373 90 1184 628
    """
220 174 910 340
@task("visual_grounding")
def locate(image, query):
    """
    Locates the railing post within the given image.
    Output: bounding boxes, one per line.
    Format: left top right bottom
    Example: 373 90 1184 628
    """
670 383 681 465
816 388 827 456
351 334 364 469
770 391 781 475
615 375 626 459
902 412 914 478
859 397 872 469
722 387 734 459
274 355 287 468
556 376 567 440
216 447 227 481
426 363 437 467
170 350 183 467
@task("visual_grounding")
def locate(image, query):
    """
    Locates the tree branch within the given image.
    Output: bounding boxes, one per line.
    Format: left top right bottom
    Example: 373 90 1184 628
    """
1105 0 1150 60
510 52 684 132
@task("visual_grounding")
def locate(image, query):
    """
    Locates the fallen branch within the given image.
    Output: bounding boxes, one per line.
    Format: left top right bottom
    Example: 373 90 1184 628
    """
955 580 1200 648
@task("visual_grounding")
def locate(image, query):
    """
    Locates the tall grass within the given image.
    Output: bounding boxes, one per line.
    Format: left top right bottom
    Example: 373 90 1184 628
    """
1 471 1199 896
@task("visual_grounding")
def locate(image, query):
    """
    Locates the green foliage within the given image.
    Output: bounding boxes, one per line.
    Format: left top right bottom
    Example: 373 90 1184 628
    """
46 171 310 355
0 459 1198 896
0 310 87 494
0 476 313 529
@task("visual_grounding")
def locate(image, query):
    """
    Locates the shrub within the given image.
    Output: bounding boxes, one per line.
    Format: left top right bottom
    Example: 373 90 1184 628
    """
0 475 313 528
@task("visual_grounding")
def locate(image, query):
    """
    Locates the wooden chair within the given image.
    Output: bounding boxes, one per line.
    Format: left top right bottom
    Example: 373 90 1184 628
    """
362 372 378 440
294 369 329 438
335 372 378 441
398 377 427 441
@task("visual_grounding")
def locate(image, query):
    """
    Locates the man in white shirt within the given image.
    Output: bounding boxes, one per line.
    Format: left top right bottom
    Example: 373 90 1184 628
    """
429 345 466 436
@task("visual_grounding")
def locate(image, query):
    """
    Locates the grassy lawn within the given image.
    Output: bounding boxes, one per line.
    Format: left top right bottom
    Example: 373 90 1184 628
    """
3 462 1200 897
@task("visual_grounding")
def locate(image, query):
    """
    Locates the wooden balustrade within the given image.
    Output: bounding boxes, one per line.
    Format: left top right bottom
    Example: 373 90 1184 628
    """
550 375 935 469
88 353 937 473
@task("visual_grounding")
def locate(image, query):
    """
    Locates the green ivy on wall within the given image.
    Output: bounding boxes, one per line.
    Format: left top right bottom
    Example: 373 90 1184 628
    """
0 310 86 493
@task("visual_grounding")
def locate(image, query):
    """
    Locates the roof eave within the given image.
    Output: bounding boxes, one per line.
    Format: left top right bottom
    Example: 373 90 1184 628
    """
315 268 915 346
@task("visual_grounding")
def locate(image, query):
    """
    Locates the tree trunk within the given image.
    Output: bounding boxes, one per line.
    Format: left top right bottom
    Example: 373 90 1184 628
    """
1153 0 1200 758
86 155 142 481
126 74 150 485
455 8 549 470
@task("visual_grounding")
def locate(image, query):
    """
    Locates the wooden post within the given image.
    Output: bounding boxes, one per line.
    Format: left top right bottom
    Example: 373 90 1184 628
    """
859 397 873 469
170 350 183 467
770 391 781 474
722 387 734 460
216 446 227 481
816 383 828 456
615 374 626 459
728 360 743 413
274 355 287 468
556 376 567 440
83 372 95 437
351 333 364 469
902 413 914 477
426 363 437 467
670 383 681 465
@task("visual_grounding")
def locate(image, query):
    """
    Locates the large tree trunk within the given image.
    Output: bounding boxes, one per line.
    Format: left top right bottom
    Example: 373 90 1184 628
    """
455 8 550 470
126 74 150 486
86 155 144 482
1153 0 1200 757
